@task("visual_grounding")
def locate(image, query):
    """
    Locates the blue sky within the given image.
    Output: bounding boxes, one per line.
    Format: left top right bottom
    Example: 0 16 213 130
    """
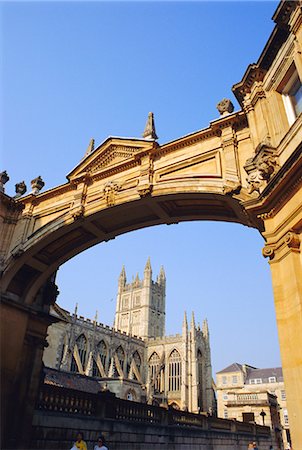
1 1 281 375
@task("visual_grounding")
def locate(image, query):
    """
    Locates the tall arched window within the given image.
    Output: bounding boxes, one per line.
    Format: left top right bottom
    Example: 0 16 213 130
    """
168 349 181 392
71 334 87 372
133 351 141 372
197 349 203 409
149 352 162 392
92 340 107 377
116 345 125 371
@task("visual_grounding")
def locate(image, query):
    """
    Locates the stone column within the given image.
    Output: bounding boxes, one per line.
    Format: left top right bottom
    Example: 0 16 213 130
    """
263 230 302 450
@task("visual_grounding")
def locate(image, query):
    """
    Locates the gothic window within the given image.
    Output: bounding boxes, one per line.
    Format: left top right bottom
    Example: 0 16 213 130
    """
92 340 107 377
133 351 141 372
197 350 203 409
168 349 181 392
134 295 141 306
123 296 129 309
71 334 87 372
116 345 125 371
149 352 162 392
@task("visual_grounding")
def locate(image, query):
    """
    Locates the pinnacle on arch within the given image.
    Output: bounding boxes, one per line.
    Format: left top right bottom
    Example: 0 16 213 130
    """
84 138 95 157
142 112 158 140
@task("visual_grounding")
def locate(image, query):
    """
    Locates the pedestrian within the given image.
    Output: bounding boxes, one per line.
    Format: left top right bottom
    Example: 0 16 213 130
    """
94 435 108 450
73 432 87 450
248 444 254 450
252 442 259 450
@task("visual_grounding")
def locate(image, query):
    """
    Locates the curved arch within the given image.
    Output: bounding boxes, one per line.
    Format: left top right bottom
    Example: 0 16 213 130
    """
2 189 259 306
92 340 108 377
115 345 125 371
132 350 141 371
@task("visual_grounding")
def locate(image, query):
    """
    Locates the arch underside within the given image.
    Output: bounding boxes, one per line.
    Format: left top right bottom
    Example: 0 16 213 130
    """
3 192 258 303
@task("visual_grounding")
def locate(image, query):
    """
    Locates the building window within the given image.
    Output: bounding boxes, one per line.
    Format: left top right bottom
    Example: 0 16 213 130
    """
93 340 107 377
197 350 203 410
168 349 182 392
232 375 238 384
281 390 286 400
280 65 302 125
224 410 228 419
134 295 141 306
71 334 87 373
133 351 141 373
283 409 289 425
268 376 276 383
250 378 262 384
243 412 255 423
123 296 129 309
223 394 228 401
222 376 227 385
116 345 125 371
149 352 163 392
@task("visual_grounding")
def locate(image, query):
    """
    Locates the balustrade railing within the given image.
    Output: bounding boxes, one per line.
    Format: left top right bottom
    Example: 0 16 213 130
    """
36 383 270 438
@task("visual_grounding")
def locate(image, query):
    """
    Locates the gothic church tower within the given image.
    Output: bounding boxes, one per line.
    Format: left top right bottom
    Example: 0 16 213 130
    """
114 258 166 340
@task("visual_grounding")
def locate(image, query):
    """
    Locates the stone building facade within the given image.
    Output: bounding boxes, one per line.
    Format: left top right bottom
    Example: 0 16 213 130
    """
216 363 290 450
43 260 216 413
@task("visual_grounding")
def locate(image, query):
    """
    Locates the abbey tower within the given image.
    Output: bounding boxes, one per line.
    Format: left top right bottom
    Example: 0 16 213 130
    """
114 258 166 339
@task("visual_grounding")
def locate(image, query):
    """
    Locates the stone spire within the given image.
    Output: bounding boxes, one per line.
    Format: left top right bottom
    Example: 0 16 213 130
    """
142 112 158 140
119 265 126 286
84 138 95 158
157 265 166 285
182 311 188 335
191 311 196 330
144 257 152 273
202 318 209 339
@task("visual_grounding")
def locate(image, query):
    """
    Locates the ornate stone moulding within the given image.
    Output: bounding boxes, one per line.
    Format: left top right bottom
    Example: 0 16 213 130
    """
244 142 280 196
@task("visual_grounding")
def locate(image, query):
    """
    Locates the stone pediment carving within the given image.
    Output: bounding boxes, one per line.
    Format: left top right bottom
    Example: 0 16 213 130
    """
68 138 153 180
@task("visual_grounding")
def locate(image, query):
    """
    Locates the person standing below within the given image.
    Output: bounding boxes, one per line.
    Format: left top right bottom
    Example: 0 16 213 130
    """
252 442 259 450
73 432 87 450
94 436 108 450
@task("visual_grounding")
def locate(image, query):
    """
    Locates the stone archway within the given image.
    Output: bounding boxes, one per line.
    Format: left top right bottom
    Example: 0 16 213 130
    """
1 2 302 449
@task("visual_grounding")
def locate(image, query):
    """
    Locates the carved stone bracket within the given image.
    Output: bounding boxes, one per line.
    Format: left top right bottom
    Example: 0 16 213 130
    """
71 205 85 221
244 142 279 195
103 181 120 207
223 183 242 196
284 231 300 250
262 245 275 260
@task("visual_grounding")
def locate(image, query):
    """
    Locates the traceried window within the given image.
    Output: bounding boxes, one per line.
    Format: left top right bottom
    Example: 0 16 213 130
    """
197 350 203 409
116 345 125 371
92 340 107 377
149 352 163 392
279 65 302 125
71 334 87 372
123 296 129 309
168 349 181 392
133 351 141 372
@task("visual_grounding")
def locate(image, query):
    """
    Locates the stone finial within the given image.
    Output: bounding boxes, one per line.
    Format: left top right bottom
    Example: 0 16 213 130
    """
84 138 95 157
142 112 158 140
0 171 9 193
191 311 196 329
216 98 234 116
14 181 27 198
202 318 209 337
144 257 152 272
74 302 78 316
94 310 98 323
31 176 45 195
182 311 188 330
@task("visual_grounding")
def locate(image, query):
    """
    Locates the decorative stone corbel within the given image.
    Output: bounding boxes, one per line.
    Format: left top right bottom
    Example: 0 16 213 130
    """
223 183 241 196
284 231 300 250
71 205 85 221
103 180 120 207
262 245 275 260
244 142 279 195
216 98 234 116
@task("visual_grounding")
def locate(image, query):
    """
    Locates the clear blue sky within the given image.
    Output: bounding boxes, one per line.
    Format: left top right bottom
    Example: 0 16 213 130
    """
1 1 281 376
